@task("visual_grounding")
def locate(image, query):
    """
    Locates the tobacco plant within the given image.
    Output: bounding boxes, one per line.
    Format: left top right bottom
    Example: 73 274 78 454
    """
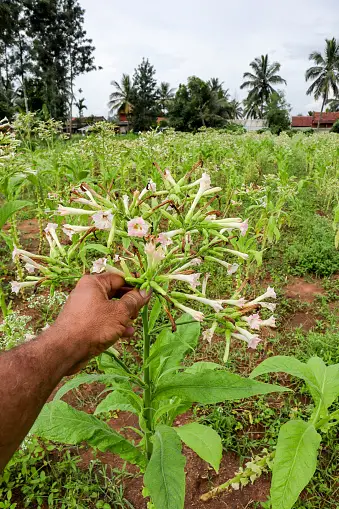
12 167 287 508
250 355 339 509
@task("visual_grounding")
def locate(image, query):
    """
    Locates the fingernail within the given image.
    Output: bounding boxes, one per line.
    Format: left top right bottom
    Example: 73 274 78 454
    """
140 289 152 298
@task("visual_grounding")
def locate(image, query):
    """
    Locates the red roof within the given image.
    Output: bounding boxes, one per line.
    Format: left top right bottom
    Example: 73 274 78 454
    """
312 112 339 124
291 116 313 127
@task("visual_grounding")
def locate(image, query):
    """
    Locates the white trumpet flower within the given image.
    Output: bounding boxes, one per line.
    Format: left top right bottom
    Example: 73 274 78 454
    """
181 293 225 312
57 205 97 216
173 301 204 322
166 273 201 291
202 321 218 343
10 280 40 294
62 224 92 239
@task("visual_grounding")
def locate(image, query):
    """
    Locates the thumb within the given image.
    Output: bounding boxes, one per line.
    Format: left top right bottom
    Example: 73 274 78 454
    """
119 288 152 319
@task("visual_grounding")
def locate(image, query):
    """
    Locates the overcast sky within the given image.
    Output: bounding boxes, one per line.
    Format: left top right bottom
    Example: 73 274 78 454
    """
76 0 339 117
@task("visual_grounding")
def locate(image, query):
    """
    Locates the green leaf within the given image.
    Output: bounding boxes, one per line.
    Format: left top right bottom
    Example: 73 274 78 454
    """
33 401 145 467
175 423 222 472
306 358 339 416
153 370 289 404
94 390 142 415
271 420 321 509
250 356 312 382
150 314 200 379
54 374 128 401
148 296 162 332
0 200 32 230
145 340 194 369
184 362 222 374
144 425 186 509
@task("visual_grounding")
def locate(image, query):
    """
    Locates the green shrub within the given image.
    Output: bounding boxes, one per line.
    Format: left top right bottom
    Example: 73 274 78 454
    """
269 214 339 276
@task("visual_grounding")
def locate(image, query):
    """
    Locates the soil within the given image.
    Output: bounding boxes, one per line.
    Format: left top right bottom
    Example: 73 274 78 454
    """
53 383 270 509
284 277 324 303
286 310 317 331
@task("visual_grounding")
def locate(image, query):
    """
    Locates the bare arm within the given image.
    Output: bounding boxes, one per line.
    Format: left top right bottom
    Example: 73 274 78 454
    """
0 273 150 471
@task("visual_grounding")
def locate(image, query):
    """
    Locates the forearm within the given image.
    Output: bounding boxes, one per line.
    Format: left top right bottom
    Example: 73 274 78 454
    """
0 325 80 471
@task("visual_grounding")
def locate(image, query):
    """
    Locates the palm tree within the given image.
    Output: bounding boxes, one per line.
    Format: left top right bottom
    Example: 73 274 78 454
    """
75 97 87 118
305 38 339 128
229 98 243 119
108 73 133 114
240 54 287 117
327 98 339 112
158 82 175 114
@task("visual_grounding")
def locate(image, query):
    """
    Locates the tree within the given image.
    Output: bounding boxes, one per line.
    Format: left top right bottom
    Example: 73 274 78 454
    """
75 97 87 118
108 73 133 115
130 58 158 131
327 99 339 112
241 54 287 117
305 38 339 129
61 0 96 133
264 92 290 134
168 76 232 131
158 81 175 114
229 98 243 119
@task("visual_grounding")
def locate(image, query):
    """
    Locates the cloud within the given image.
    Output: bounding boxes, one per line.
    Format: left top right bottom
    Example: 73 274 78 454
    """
75 0 339 117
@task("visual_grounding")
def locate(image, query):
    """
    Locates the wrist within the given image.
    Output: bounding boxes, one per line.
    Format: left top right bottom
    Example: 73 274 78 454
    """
41 323 88 375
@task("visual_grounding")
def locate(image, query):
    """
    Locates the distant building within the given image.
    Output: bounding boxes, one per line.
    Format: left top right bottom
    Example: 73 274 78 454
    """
232 119 267 131
117 107 168 133
65 116 106 134
291 112 339 131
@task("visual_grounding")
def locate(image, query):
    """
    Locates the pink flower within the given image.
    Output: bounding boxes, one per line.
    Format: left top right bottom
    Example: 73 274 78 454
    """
157 233 173 247
92 210 113 230
240 221 248 236
127 217 149 238
145 242 165 268
25 262 36 274
92 258 107 273
10 280 39 294
223 297 246 308
260 316 276 328
232 327 261 349
44 223 58 235
243 313 262 330
202 321 217 344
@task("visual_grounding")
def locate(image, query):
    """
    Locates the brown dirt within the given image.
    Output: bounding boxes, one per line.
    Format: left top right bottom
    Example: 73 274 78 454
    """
286 310 317 331
284 277 324 303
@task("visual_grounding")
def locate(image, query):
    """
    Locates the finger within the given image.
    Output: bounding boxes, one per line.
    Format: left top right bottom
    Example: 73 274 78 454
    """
115 285 134 298
93 273 126 299
119 288 152 319
122 326 135 338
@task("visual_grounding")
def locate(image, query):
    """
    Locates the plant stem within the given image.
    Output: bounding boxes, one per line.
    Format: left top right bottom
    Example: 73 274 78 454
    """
142 303 153 459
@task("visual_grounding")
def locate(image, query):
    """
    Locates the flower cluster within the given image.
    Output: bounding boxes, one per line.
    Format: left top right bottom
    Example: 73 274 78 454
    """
10 169 277 354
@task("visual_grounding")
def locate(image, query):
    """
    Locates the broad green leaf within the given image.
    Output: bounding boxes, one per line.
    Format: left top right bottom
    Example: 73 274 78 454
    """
144 425 186 509
145 340 194 369
250 356 312 381
98 351 131 376
0 200 32 230
175 423 222 472
153 370 289 404
148 296 163 332
184 362 222 374
150 314 200 379
271 420 321 509
94 390 142 415
33 401 145 467
306 358 339 416
152 400 191 427
54 374 128 401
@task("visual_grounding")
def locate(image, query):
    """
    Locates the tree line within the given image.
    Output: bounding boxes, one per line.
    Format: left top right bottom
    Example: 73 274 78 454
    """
1 1 339 134
110 37 339 133
0 0 96 124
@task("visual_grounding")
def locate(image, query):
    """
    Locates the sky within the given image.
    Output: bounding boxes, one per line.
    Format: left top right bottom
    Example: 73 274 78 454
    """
76 0 339 117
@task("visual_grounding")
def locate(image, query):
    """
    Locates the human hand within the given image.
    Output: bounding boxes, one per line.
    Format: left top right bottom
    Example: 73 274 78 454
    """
52 273 151 372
